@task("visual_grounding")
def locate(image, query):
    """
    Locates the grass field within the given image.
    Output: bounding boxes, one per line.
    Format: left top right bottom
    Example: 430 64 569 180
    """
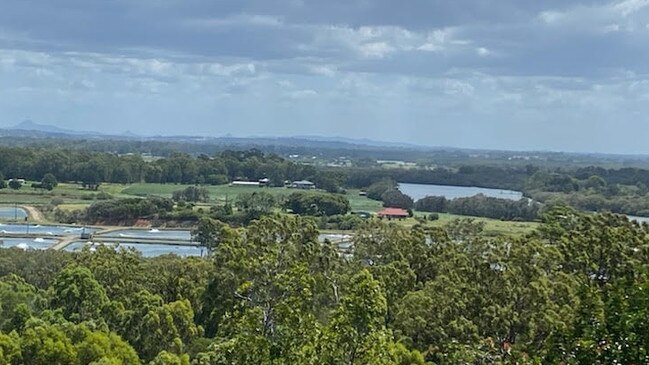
423 213 538 237
0 182 131 206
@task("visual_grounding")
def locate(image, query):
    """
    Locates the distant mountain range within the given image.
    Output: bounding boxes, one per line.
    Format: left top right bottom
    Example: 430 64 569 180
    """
8 120 139 138
11 120 95 135
2 121 648 159
1 121 431 150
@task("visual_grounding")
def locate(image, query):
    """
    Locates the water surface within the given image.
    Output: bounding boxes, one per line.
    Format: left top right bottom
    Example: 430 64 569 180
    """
0 224 96 235
0 237 58 250
398 183 523 201
99 229 192 241
65 241 203 257
0 207 27 219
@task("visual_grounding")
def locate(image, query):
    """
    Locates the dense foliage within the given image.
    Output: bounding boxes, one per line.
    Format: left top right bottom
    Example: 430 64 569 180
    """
84 197 175 224
415 194 540 220
2 209 649 364
284 191 351 216
172 186 210 203
0 147 317 186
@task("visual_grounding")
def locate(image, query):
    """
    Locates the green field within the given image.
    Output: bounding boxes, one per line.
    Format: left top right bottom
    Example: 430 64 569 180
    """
0 182 130 205
424 213 538 237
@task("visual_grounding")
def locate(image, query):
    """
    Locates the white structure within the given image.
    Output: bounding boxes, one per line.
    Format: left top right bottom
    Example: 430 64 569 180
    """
230 181 260 187
289 180 316 189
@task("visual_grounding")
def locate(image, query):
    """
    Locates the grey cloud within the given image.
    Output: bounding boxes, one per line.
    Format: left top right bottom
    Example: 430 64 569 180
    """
1 0 649 153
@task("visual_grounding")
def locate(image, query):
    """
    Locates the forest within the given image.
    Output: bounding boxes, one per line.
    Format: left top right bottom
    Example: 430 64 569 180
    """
1 207 648 364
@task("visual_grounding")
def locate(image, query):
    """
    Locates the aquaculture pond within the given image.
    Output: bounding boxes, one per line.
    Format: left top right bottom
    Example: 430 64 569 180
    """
65 241 203 257
0 237 58 250
98 229 192 241
0 207 27 219
0 224 96 236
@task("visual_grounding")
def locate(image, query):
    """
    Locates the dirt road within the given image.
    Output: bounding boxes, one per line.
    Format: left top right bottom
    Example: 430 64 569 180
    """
20 205 46 223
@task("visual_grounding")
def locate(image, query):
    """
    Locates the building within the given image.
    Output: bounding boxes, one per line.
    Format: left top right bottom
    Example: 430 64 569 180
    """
258 178 270 187
289 180 316 189
377 207 409 220
230 181 260 187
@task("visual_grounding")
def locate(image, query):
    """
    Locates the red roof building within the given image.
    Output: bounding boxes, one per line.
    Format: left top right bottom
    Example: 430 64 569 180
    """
377 207 409 219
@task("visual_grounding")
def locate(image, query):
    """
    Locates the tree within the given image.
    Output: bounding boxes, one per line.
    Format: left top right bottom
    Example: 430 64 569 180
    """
8 179 21 190
366 179 396 201
0 332 21 365
284 192 350 216
111 291 201 362
414 196 448 212
73 326 141 365
380 189 414 209
172 186 209 203
317 270 425 364
49 265 109 323
0 274 39 331
192 217 225 252
235 191 277 216
150 351 190 365
20 323 78 365
0 171 6 189
41 173 59 191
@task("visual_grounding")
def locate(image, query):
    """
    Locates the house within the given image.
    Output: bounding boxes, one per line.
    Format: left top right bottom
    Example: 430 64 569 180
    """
258 178 270 187
289 180 316 189
377 207 409 220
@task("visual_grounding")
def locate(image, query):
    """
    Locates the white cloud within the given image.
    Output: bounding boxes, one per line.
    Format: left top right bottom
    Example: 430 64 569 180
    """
182 14 284 28
359 42 395 58
444 79 475 96
614 0 649 16
309 64 337 76
418 29 466 53
287 89 318 98
476 47 491 57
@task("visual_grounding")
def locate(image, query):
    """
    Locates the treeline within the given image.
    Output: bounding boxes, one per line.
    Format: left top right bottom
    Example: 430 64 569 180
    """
346 165 532 190
525 170 649 215
0 146 534 191
415 194 540 220
55 197 177 225
3 210 649 363
0 147 317 185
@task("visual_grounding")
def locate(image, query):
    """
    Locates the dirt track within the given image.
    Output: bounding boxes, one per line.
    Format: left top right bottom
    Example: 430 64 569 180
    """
21 205 46 223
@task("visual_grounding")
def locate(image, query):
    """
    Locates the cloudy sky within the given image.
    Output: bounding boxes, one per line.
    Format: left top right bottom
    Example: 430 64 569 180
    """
2 0 649 153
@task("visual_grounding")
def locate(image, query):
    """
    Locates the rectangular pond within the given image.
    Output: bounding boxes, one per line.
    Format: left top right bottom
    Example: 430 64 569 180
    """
0 237 58 250
99 229 192 241
65 241 204 257
0 207 27 219
398 182 523 201
0 224 96 236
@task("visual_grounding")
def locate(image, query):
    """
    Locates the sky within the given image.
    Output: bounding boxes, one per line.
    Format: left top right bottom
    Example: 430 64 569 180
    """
1 0 649 153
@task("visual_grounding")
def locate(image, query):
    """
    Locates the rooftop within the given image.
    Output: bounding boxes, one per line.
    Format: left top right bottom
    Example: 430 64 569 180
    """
377 208 409 217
